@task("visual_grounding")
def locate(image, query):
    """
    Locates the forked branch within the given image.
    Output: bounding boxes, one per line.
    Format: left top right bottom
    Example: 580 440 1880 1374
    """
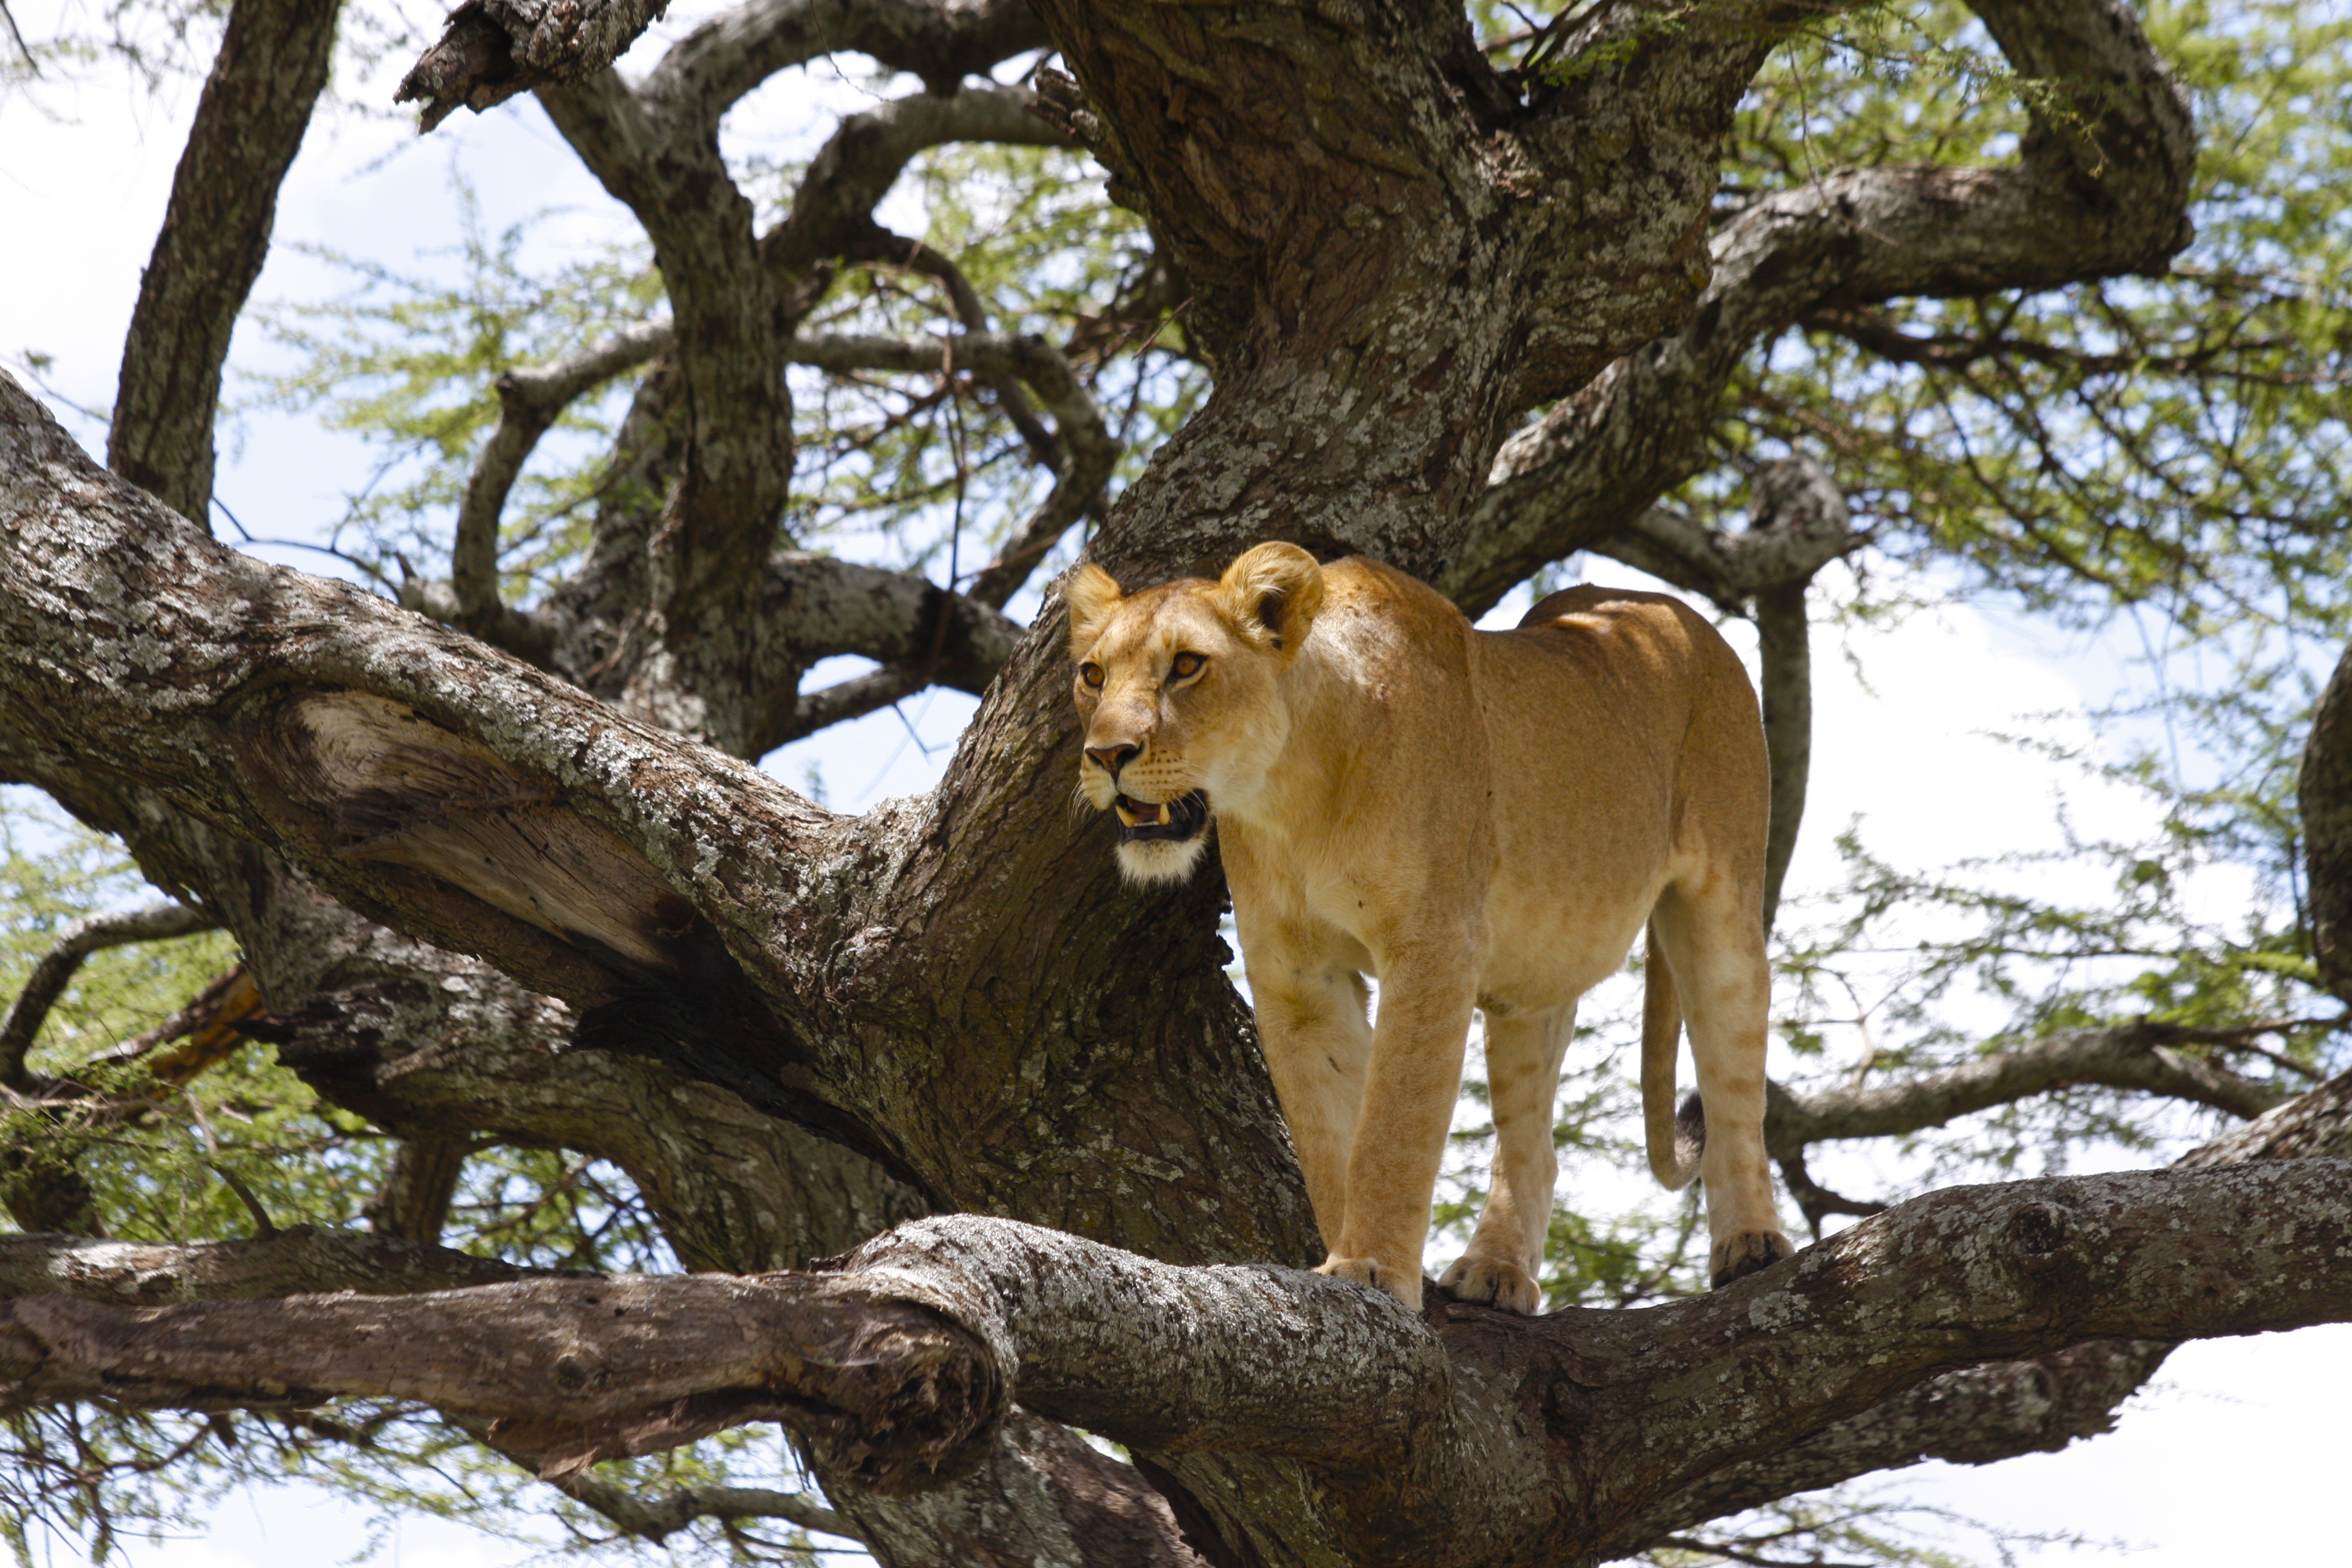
5 1167 2351 1566
0 905 218 1089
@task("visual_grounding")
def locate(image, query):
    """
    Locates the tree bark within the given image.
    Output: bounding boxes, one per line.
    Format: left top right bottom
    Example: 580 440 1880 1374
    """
108 0 342 525
10 1163 2352 1568
2302 636 2352 1005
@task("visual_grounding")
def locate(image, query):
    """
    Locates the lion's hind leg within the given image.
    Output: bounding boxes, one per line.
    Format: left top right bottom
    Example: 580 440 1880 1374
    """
1437 1004 1573 1315
1649 884 1794 1289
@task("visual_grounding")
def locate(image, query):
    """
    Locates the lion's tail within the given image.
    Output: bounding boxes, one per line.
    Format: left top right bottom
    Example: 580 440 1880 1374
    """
1642 922 1704 1191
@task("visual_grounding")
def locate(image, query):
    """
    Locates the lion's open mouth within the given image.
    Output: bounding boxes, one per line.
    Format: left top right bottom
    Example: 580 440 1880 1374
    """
1114 791 1209 843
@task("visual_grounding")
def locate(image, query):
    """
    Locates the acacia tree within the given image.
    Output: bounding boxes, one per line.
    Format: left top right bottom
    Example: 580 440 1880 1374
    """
4 0 2352 1564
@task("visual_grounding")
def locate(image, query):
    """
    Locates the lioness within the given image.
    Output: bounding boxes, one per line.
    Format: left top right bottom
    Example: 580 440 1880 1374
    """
1067 542 1794 1312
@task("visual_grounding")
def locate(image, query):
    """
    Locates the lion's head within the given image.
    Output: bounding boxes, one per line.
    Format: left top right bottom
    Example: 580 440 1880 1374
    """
1063 541 1325 884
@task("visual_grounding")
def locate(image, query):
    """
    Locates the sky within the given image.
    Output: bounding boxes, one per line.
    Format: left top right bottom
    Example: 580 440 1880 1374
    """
4 1 2348 1563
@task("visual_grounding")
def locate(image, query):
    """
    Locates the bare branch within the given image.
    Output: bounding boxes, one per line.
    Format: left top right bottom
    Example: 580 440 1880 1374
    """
647 0 1048 125
398 0 671 132
537 71 795 658
1753 458 1849 931
109 0 341 522
451 1413 860 1542
0 1226 557 1304
363 1138 472 1247
0 1269 1003 1489
745 550 1024 753
1 905 217 1089
784 328 1117 609
1618 1337 2178 1554
1767 1020 2290 1157
768 85 1073 271
442 318 673 648
10 1166 2352 1566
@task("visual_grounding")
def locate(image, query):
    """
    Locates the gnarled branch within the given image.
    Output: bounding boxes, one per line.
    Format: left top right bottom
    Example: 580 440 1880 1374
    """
1 904 217 1089
8 1166 2352 1566
1442 0 2195 616
1766 1019 2291 1158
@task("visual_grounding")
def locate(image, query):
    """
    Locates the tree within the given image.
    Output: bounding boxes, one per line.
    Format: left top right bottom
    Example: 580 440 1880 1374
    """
4 0 2351 1564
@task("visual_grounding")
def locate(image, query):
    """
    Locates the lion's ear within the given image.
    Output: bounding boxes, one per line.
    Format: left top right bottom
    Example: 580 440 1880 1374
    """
1064 563 1125 652
1216 542 1324 656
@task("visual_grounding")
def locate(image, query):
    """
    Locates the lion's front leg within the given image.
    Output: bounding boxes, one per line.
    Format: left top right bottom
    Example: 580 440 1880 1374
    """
1244 951 1374 1255
1321 946 1479 1311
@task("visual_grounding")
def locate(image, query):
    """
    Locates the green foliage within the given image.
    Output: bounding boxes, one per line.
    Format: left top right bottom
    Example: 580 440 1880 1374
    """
250 186 667 599
253 140 1206 618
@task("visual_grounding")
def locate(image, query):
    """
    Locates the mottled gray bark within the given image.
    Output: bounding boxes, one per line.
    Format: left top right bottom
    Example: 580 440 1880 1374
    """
9 1165 2352 1568
399 0 675 130
0 1226 558 1302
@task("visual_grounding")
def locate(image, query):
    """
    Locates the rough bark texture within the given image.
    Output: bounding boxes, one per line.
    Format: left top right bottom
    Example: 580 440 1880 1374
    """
2302 636 2352 1006
9 1161 2352 1567
107 0 342 524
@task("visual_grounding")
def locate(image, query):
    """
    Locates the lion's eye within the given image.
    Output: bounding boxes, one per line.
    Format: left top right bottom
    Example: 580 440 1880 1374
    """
1080 662 1104 690
1170 652 1206 681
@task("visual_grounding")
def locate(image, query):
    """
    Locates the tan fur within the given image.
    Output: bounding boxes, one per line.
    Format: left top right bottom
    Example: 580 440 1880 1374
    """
1067 543 1793 1312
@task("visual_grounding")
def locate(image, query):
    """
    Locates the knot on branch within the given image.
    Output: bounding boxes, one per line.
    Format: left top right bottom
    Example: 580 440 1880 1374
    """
398 0 673 133
2005 1201 2071 1258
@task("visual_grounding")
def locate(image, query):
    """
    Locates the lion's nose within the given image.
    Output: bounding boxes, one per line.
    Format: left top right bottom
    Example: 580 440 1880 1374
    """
1085 742 1140 778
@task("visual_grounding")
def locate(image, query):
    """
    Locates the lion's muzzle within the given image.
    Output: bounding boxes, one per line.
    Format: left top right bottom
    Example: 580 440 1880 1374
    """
1114 790 1209 843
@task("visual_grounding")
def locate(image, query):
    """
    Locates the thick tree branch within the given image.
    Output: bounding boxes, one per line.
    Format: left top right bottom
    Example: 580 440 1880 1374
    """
108 0 341 524
1 904 217 1089
1441 0 2195 615
440 319 674 648
766 85 1071 269
9 1165 2352 1566
419 323 1065 670
0 1226 556 1304
2301 635 2352 1006
0 1269 1003 1489
2 372 1306 1269
743 550 1024 754
647 0 1048 125
535 74 794 719
1754 458 1846 932
1619 1062 2352 1549
362 1137 471 1246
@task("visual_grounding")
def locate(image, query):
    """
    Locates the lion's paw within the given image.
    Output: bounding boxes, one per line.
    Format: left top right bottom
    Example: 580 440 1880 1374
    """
1436 1253 1542 1315
1709 1229 1797 1289
1316 1254 1423 1310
